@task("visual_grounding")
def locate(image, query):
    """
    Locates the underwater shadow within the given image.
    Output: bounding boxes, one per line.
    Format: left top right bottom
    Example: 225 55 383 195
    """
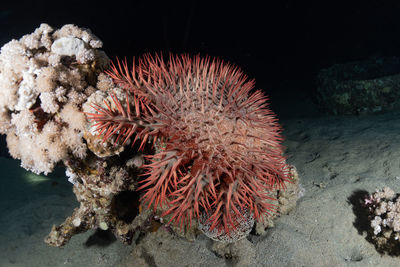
347 189 370 235
84 229 117 247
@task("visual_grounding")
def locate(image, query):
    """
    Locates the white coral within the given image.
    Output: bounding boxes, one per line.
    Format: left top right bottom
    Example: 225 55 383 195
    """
367 187 400 247
15 67 40 111
51 37 95 63
51 37 85 57
0 23 109 174
40 92 59 113
21 23 54 50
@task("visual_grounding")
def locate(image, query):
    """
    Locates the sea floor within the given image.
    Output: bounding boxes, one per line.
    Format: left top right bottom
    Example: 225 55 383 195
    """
2 108 400 266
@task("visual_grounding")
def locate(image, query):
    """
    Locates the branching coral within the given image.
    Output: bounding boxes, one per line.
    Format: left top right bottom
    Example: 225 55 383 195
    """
364 187 400 254
0 23 109 174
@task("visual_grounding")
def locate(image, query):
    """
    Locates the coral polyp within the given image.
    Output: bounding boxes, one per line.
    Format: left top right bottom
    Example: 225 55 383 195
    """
87 54 290 237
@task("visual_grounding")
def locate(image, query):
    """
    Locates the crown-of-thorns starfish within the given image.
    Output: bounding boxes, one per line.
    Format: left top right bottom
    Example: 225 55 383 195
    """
86 54 290 235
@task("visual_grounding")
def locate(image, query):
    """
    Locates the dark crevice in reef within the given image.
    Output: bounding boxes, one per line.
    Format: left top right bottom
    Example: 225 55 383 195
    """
111 190 140 223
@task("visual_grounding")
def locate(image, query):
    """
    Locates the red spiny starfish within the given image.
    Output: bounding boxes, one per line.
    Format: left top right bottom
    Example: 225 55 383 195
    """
86 54 290 237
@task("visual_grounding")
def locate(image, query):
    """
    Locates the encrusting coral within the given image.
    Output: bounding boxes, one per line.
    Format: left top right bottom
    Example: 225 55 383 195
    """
0 24 299 247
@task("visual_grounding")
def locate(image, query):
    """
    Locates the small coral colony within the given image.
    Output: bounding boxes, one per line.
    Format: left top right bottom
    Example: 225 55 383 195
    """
1 23 297 246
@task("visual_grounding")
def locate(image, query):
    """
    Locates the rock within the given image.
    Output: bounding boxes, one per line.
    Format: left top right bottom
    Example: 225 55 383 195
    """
315 57 400 114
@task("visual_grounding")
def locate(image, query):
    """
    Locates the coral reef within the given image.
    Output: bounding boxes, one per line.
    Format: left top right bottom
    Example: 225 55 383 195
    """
364 187 400 254
0 24 156 247
0 24 299 247
45 155 151 247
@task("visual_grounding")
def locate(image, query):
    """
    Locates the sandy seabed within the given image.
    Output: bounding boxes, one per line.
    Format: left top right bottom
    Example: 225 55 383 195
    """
1 109 400 267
